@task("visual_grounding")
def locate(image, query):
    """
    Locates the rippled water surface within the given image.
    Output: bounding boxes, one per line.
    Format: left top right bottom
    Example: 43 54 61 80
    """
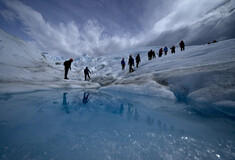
0 89 234 160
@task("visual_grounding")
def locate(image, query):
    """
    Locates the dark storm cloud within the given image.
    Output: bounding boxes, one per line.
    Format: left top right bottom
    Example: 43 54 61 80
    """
144 0 235 46
0 0 234 57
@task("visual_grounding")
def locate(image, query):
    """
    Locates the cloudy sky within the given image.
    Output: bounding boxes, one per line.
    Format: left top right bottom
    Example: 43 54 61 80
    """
0 0 234 58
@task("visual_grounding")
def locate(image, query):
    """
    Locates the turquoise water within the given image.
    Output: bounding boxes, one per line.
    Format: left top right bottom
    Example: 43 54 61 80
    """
0 90 234 160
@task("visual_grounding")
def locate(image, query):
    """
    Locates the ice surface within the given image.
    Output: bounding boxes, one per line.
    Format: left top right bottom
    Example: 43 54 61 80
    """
0 90 234 160
0 29 235 107
0 28 235 159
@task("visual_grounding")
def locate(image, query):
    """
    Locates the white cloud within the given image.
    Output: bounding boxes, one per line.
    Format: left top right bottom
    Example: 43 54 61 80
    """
1 0 234 57
2 0 138 57
152 0 227 33
141 0 233 46
0 9 16 22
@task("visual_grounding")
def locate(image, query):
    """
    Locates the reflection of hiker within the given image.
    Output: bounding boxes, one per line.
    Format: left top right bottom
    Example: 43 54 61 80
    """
82 92 90 104
62 93 70 114
126 104 133 121
146 116 154 126
179 40 185 51
170 46 175 54
164 46 168 55
63 58 73 79
84 67 91 81
119 104 124 116
170 125 175 132
134 108 139 122
158 48 163 57
163 123 167 132
135 54 141 68
121 58 126 70
128 55 135 73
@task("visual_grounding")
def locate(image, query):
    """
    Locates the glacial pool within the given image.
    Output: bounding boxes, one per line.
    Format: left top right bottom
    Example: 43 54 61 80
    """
0 89 234 160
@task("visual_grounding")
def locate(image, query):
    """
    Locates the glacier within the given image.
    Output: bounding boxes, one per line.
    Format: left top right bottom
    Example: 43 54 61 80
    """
0 29 235 159
0 29 234 106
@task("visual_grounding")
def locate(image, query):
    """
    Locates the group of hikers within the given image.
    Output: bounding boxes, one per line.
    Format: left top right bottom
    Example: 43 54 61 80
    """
121 53 141 73
63 40 185 80
149 40 185 59
121 40 185 73
63 58 91 81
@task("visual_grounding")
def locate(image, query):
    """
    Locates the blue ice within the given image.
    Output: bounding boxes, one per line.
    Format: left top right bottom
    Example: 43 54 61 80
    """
0 90 234 160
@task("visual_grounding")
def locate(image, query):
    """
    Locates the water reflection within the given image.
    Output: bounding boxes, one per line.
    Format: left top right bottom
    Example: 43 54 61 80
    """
158 120 162 131
134 108 139 122
126 103 133 121
0 90 234 160
62 93 70 114
119 104 124 116
82 92 90 105
59 91 185 135
163 123 167 132
146 116 154 126
0 93 12 101
170 125 175 132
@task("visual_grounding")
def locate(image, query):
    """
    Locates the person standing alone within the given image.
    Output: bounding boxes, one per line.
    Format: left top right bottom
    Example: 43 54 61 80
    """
84 67 91 81
63 58 73 79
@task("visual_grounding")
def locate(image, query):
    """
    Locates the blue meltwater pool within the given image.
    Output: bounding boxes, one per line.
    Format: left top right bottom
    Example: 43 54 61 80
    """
0 89 234 160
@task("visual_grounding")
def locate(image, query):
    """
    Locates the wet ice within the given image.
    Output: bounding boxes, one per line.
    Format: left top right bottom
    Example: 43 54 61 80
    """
0 89 234 160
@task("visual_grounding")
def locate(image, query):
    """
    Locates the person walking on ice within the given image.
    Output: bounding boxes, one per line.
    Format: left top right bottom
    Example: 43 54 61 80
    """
84 67 91 81
164 46 168 55
152 50 156 59
63 58 73 79
170 46 175 54
179 40 185 51
128 55 135 73
158 48 163 57
148 50 153 60
121 58 126 70
135 54 141 68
